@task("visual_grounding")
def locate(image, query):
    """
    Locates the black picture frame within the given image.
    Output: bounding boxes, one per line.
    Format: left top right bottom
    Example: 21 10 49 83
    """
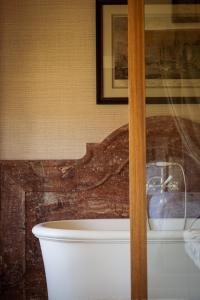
96 0 128 104
96 0 200 104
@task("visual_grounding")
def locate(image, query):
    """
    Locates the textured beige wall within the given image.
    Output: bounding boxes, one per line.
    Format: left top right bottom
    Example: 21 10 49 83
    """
0 0 199 159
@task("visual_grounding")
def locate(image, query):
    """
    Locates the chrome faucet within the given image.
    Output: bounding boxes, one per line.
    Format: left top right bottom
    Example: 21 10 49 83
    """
146 161 187 230
146 174 178 193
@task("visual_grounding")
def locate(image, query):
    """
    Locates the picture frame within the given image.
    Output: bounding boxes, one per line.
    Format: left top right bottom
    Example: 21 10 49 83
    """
96 0 200 104
96 0 128 104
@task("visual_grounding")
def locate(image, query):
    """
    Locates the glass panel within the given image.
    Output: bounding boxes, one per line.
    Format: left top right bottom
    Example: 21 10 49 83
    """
145 1 200 299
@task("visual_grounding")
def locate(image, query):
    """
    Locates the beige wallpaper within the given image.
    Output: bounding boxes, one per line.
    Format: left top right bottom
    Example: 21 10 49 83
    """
0 0 199 159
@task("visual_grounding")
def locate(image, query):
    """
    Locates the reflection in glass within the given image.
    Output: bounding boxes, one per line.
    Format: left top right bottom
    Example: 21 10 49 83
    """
145 1 200 299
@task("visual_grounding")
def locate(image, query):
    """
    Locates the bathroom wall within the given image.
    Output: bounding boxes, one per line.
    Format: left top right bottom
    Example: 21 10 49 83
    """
1 1 200 299
0 0 199 160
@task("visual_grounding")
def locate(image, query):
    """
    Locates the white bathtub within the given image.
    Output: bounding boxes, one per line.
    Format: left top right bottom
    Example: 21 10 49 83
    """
32 219 200 300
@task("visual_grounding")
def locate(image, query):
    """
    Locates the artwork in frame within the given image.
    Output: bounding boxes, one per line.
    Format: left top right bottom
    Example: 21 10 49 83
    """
96 0 200 104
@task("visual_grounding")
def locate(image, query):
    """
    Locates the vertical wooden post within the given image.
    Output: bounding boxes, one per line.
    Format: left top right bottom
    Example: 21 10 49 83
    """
128 0 147 299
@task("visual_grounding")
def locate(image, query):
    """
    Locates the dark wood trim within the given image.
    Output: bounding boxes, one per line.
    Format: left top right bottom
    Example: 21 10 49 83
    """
172 0 200 4
97 97 200 105
128 0 147 299
97 97 128 104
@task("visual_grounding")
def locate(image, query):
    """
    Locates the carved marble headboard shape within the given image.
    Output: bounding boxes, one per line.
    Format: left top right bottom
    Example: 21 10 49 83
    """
1 115 200 299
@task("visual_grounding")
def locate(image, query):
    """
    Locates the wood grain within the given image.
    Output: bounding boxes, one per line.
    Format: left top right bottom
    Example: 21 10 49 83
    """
128 0 147 299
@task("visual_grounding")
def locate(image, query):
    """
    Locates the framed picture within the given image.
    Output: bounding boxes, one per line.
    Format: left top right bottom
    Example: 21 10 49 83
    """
96 0 128 104
96 0 200 104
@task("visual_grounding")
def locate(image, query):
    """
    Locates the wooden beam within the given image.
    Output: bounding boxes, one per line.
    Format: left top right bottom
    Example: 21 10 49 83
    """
128 0 147 299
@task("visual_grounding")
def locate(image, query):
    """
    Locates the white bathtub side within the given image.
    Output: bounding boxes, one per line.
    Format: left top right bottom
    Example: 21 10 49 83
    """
39 237 131 300
32 219 200 300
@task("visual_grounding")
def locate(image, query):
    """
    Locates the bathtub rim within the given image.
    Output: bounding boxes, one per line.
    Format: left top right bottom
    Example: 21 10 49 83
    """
31 219 199 243
32 219 130 242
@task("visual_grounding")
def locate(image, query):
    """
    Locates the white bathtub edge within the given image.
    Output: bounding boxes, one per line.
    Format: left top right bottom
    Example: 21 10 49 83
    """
32 223 130 242
32 220 192 243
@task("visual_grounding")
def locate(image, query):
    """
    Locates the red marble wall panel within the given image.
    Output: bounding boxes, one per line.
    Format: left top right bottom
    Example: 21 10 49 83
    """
1 168 25 299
